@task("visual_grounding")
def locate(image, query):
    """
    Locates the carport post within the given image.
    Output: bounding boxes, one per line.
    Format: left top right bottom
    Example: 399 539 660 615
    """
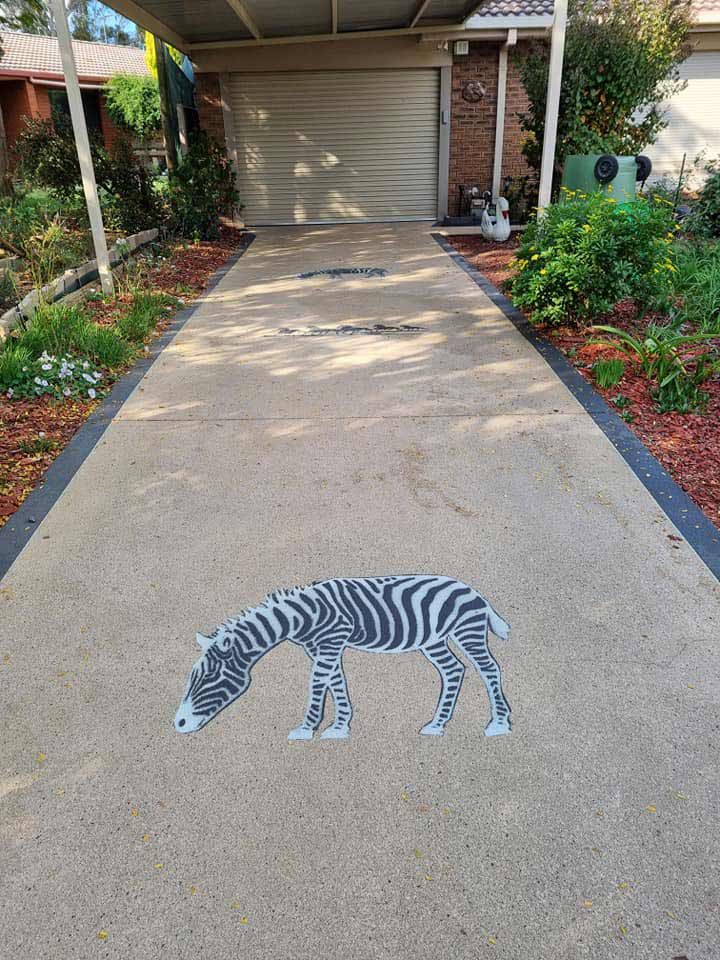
537 0 568 211
50 0 114 296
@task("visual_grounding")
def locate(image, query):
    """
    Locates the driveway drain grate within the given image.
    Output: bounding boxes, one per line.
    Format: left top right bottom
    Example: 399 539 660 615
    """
274 324 422 337
298 267 387 280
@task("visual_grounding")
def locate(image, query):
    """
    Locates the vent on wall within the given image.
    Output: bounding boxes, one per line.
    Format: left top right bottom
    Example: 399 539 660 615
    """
454 40 469 55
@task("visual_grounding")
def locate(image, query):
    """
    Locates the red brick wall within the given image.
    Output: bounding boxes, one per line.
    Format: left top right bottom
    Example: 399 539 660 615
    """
448 44 499 216
196 73 226 145
502 44 535 182
0 79 38 156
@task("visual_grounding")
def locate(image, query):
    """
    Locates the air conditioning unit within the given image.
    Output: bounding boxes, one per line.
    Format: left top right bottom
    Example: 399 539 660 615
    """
454 40 469 55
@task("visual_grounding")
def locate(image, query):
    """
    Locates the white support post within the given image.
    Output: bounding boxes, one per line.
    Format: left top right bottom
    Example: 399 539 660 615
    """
537 0 568 211
492 28 517 198
50 0 113 295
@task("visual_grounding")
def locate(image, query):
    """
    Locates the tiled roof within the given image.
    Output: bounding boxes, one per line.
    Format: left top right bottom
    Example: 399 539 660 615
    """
0 31 149 79
471 0 720 17
472 0 552 15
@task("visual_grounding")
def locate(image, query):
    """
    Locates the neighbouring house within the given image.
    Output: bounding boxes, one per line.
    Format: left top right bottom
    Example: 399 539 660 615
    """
0 31 149 162
643 0 720 183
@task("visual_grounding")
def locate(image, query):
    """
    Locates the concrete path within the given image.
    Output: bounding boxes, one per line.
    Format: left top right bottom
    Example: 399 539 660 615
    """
1 224 718 960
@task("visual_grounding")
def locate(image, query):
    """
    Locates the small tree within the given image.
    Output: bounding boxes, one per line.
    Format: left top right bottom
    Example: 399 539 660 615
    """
105 74 161 141
517 0 692 174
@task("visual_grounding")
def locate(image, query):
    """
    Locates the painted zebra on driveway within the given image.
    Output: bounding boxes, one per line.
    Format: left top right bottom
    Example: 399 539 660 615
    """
175 575 512 741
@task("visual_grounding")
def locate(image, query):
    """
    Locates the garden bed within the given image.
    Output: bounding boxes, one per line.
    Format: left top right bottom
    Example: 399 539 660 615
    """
0 226 245 528
447 235 720 529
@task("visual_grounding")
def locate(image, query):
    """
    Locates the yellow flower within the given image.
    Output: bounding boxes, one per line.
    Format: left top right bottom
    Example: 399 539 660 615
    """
582 224 591 233
531 253 540 261
540 268 547 276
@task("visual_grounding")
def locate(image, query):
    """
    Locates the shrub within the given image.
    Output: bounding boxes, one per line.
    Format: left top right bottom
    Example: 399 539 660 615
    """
671 240 720 333
165 133 239 240
517 0 692 176
592 357 625 388
103 137 163 234
104 74 161 141
508 192 676 325
688 163 720 240
16 118 109 200
18 303 133 366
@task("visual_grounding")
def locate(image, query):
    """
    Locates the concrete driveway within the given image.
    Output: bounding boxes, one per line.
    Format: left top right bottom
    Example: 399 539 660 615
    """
1 223 718 960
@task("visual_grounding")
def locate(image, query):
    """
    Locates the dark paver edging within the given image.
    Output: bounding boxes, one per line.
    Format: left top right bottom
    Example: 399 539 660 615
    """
0 233 256 581
432 232 720 582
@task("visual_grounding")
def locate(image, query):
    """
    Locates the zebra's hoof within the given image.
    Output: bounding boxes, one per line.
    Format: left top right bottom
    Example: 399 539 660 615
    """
484 719 511 737
320 724 350 740
419 723 445 736
288 725 314 741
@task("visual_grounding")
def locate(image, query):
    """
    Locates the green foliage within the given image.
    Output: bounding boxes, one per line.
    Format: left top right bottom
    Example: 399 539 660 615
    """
671 240 720 333
103 137 163 234
165 133 240 240
105 74 161 140
18 303 133 367
15 120 162 235
517 0 692 174
688 164 720 240
593 323 719 413
508 192 676 325
115 292 172 342
0 343 33 386
592 357 625 388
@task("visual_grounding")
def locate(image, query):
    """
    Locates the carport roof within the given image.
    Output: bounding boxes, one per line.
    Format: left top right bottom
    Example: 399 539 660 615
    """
102 0 541 52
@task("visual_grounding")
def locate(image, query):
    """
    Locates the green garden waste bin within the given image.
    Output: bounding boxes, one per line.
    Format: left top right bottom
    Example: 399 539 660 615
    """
561 154 640 202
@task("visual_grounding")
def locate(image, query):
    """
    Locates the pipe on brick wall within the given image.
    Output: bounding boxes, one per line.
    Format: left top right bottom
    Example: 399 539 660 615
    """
491 28 517 198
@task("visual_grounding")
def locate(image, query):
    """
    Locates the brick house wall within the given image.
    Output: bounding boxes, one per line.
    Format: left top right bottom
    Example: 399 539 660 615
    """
0 76 125 162
196 73 225 145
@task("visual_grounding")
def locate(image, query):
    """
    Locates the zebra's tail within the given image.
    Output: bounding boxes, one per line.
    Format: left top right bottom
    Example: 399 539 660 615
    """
486 603 510 641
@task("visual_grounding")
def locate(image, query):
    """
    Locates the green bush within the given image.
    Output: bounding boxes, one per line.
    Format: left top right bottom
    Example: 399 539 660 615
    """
16 117 109 201
688 164 720 240
104 74 161 140
672 240 720 333
508 192 676 325
103 137 163 235
165 133 239 240
19 303 133 367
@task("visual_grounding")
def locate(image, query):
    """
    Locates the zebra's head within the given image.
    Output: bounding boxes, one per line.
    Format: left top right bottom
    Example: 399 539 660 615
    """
175 627 251 733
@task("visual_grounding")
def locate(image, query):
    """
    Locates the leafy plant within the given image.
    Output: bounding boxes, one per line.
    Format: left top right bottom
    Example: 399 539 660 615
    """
508 192 676 325
16 118 109 201
687 163 720 240
18 303 133 367
593 323 719 412
165 133 240 240
671 240 720 333
103 137 163 234
0 348 107 401
104 74 161 141
592 357 625 388
115 292 173 342
517 0 692 177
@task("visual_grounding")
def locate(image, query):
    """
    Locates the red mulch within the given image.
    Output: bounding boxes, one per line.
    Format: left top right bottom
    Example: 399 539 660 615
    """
448 235 720 530
0 226 246 528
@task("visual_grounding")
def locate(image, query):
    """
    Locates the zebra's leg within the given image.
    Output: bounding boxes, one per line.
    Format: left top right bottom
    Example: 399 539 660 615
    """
455 635 511 736
288 644 345 741
320 658 353 740
419 640 465 736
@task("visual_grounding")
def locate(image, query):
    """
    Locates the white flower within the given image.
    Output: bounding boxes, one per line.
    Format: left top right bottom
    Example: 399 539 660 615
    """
92 371 102 380
63 388 71 397
34 376 43 385
22 367 28 372
38 431 45 438
41 363 52 371
82 361 89 369
41 379 49 387
82 373 96 383
6 388 13 398
87 388 96 399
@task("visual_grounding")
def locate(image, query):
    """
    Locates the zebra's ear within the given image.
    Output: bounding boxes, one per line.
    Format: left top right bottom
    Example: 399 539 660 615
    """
196 632 212 653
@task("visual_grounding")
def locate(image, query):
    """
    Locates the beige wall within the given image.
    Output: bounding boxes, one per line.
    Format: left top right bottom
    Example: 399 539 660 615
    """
691 30 720 52
192 36 452 74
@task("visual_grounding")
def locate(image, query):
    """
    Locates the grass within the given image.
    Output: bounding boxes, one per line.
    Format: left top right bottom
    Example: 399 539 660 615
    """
672 241 720 333
19 303 134 366
592 357 625 388
115 292 171 343
0 344 33 384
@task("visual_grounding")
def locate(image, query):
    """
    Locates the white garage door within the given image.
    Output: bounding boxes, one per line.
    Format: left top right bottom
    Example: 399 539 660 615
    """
227 69 440 225
645 51 720 182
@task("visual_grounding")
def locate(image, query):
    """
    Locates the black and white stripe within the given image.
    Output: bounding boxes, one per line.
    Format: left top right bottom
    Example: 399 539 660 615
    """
175 575 511 739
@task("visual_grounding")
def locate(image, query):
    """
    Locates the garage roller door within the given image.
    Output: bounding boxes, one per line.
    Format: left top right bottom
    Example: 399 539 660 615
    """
227 69 440 224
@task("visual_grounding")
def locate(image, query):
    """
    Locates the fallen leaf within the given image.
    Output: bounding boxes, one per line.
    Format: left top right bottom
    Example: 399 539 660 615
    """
583 900 593 909
618 881 629 891
55 788 65 797
619 924 628 936
36 753 46 763
230 902 242 910
189 886 198 896
418 804 430 814
645 805 657 813
673 791 689 801
596 808 604 818
413 849 423 859
666 910 679 920
590 847 601 855
239 917 249 924
142 834 151 842
400 792 409 801
97 930 109 941
130 808 139 817
424 875 432 881
488 936 497 945
154 862 163 870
